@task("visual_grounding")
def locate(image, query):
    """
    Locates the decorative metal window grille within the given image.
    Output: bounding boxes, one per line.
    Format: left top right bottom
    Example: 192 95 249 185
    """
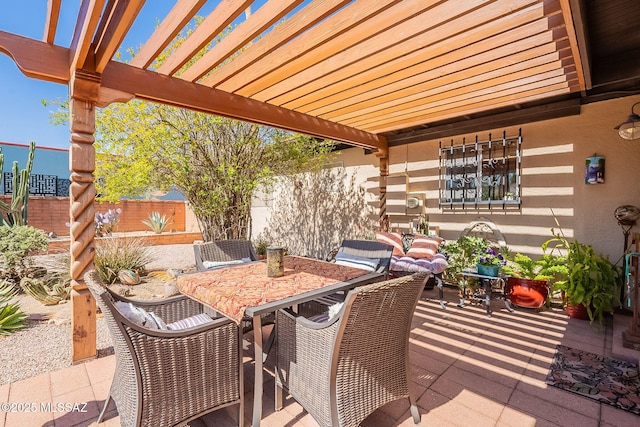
439 130 521 208
3 173 69 197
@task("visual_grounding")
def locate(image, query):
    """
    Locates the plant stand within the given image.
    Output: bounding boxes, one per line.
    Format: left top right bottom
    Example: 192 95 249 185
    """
457 269 514 317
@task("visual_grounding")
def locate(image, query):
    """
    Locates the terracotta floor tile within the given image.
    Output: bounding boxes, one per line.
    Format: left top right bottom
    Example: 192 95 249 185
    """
5 287 640 427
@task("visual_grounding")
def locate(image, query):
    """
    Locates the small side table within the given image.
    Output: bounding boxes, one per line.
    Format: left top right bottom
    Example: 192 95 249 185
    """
457 269 514 317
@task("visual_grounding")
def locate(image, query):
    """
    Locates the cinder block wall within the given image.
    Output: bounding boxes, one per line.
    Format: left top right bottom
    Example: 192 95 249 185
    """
0 196 188 236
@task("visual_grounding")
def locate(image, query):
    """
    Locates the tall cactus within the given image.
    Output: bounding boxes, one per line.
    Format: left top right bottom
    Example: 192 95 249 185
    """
0 141 35 227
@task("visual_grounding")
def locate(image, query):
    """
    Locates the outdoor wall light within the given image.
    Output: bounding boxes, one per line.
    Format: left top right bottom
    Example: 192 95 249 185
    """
615 102 640 140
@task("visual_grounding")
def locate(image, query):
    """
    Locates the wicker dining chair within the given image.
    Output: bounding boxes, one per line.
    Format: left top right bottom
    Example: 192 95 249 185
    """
331 239 394 278
193 239 258 271
299 239 394 316
85 270 243 427
275 273 425 427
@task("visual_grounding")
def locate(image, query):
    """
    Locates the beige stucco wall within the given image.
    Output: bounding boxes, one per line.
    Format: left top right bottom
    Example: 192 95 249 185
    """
385 95 640 262
251 95 640 262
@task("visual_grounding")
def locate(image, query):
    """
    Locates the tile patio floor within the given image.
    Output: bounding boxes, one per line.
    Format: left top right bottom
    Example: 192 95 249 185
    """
2 286 640 427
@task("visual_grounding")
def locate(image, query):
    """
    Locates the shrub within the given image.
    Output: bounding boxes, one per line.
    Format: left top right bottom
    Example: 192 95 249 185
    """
0 225 49 286
94 237 156 284
142 211 171 234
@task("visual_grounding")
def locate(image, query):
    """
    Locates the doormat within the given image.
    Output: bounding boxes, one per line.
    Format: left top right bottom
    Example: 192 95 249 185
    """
545 345 640 415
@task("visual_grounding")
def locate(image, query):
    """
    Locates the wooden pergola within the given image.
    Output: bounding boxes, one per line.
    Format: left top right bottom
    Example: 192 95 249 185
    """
0 0 637 361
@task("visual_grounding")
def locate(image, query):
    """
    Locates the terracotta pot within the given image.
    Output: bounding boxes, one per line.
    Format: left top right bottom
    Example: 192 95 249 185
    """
564 302 590 320
506 277 549 309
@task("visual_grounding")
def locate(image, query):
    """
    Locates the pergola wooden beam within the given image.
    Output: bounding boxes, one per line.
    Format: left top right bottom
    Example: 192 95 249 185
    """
100 61 387 153
0 31 69 84
44 0 62 44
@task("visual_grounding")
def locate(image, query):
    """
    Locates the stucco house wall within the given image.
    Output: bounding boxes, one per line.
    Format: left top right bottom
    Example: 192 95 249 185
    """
252 95 640 263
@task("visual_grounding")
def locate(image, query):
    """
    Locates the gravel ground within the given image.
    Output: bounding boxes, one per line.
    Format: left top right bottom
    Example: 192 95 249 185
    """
0 244 197 385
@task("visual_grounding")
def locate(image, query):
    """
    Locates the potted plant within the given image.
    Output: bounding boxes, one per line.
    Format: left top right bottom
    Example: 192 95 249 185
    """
546 230 622 324
253 235 270 260
474 246 507 277
502 252 568 309
442 236 488 286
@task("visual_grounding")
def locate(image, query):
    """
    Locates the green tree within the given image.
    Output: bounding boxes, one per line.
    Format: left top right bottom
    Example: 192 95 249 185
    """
45 18 336 241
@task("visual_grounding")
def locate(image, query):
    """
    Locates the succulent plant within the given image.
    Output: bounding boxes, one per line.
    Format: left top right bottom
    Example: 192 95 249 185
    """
142 211 171 234
0 280 27 335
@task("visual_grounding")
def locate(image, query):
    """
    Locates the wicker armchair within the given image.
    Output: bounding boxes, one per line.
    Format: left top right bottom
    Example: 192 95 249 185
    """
275 274 425 427
85 270 243 427
193 239 258 271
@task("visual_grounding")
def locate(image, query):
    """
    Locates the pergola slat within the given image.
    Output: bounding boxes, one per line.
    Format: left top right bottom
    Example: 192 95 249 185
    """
44 0 62 44
366 81 577 133
200 0 352 87
334 54 572 125
178 0 305 82
294 17 565 119
213 0 400 94
155 0 253 76
320 46 572 122
346 70 576 128
129 0 208 69
93 0 146 73
274 0 549 110
253 0 520 104
70 0 106 71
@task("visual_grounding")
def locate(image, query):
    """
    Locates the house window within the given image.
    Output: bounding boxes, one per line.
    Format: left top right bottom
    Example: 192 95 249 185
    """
439 130 521 208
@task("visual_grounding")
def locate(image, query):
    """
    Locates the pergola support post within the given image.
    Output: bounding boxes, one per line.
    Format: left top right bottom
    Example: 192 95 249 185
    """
377 153 389 231
69 69 100 363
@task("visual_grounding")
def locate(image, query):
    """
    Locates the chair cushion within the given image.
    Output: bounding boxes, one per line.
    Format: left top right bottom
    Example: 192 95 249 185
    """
115 301 167 330
390 253 448 274
334 252 379 271
375 232 405 256
202 257 252 270
405 235 443 259
166 313 213 330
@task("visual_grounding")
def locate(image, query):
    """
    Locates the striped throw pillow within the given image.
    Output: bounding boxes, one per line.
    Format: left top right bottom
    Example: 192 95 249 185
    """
375 232 405 256
166 313 213 330
405 235 443 259
334 252 379 271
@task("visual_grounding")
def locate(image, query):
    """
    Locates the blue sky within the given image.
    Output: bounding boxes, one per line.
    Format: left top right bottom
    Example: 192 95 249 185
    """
0 1 220 150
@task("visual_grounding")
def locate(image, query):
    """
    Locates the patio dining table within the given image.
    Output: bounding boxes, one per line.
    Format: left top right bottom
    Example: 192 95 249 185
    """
177 255 384 426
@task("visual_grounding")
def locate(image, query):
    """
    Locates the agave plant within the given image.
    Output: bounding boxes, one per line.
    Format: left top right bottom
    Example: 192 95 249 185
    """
0 280 27 335
142 211 172 234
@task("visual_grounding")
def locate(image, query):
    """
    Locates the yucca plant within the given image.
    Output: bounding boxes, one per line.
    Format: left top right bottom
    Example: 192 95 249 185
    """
94 237 156 284
142 211 172 234
0 280 27 335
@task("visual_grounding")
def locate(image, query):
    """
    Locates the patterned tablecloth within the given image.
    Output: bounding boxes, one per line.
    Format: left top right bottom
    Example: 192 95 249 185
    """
177 256 368 324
